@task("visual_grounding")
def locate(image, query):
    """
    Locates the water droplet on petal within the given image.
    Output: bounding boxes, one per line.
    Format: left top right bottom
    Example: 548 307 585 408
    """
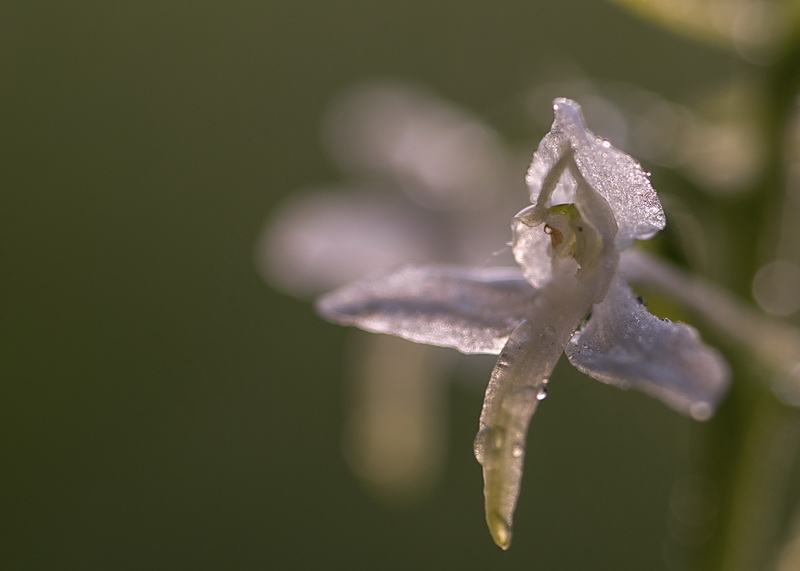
690 402 712 421
544 325 555 336
487 511 512 550
511 444 524 458
474 427 502 463
537 387 548 401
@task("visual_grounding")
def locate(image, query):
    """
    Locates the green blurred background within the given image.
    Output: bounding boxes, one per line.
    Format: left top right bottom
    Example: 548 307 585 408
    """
4 1 734 569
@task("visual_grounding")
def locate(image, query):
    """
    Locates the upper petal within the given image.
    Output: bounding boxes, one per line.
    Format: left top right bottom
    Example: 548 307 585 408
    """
317 264 535 354
565 277 730 419
526 99 666 247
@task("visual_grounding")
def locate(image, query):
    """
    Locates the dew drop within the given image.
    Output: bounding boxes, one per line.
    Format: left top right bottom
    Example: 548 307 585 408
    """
487 512 512 550
476 426 507 451
511 444 524 458
544 325 556 336
690 402 712 421
537 387 548 401
601 140 611 148
474 427 505 462
473 428 488 463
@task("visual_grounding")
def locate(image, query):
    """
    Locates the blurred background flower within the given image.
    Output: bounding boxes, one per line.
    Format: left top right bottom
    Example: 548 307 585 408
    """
256 80 523 504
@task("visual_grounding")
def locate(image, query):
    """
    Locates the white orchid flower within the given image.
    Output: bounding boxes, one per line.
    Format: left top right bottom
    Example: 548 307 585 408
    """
317 98 730 549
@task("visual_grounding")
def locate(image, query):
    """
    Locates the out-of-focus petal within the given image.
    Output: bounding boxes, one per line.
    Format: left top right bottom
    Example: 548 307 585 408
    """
323 80 513 210
256 190 435 296
565 277 730 420
317 264 534 354
343 333 447 505
526 98 665 247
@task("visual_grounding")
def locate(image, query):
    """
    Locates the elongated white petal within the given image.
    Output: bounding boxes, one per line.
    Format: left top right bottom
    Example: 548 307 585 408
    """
474 262 595 549
526 98 665 246
317 265 534 354
565 277 730 419
473 320 547 550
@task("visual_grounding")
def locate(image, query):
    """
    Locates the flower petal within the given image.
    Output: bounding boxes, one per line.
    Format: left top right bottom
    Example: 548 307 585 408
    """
317 265 535 354
323 80 513 210
257 190 435 296
473 319 548 550
344 334 447 504
566 157 619 302
620 249 800 406
565 277 730 419
526 98 666 246
511 211 555 288
474 262 597 549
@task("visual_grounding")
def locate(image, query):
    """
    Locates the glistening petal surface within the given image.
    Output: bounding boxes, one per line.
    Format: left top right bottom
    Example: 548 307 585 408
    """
317 265 535 354
565 277 730 419
526 98 666 246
